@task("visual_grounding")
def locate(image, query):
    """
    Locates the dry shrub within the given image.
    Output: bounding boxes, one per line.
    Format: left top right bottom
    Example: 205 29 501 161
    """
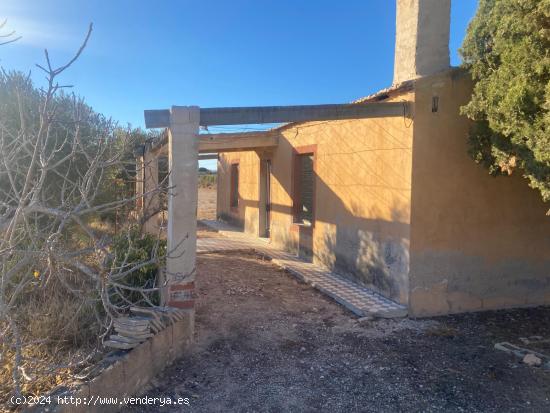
1 274 102 407
199 174 216 189
0 344 74 406
18 277 101 350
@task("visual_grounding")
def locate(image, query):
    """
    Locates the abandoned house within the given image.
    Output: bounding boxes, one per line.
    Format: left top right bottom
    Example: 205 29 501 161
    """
141 0 550 319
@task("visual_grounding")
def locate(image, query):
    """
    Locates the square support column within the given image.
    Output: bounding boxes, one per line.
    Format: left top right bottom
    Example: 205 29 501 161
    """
166 106 200 310
143 150 160 235
135 155 145 212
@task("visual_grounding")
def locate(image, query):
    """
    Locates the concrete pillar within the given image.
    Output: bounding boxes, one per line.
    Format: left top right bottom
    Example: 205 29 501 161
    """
165 106 200 310
393 0 450 85
143 150 160 235
135 155 145 212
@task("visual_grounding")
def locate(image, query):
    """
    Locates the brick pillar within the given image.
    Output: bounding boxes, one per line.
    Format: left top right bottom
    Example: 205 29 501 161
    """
143 150 160 235
166 106 199 312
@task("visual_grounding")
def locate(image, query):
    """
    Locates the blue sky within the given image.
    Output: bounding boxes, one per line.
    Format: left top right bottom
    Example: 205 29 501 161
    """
1 0 478 169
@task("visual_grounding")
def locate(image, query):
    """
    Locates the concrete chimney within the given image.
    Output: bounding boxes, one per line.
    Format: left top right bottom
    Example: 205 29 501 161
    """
393 0 451 85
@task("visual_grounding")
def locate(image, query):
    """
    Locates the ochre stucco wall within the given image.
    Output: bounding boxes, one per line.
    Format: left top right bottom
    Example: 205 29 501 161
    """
217 70 550 315
218 91 414 304
217 151 261 235
409 70 550 316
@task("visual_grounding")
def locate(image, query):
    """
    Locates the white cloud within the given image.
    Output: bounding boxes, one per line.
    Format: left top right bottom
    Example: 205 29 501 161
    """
3 17 74 49
1 1 78 50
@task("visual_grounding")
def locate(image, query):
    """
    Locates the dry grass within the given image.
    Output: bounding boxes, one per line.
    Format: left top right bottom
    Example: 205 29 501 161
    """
198 174 216 189
1 272 103 407
0 345 75 405
1 187 218 406
0 221 110 408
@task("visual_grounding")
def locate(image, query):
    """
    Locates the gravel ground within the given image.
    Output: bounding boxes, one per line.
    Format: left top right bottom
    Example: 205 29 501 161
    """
126 250 550 413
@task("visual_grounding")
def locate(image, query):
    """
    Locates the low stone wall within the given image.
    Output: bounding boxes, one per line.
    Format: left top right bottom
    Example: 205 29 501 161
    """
29 312 193 413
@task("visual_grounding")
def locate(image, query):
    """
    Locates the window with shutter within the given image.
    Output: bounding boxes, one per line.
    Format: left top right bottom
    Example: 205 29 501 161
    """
293 153 315 226
299 154 314 225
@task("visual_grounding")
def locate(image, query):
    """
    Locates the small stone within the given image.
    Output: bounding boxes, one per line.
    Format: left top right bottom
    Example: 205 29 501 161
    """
523 353 542 367
300 347 306 352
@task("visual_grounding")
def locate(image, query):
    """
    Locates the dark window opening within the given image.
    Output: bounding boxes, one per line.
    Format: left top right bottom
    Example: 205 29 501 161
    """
230 163 239 208
294 153 314 226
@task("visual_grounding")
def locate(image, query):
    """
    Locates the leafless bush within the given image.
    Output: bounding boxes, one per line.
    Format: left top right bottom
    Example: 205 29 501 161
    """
0 19 21 46
0 24 167 400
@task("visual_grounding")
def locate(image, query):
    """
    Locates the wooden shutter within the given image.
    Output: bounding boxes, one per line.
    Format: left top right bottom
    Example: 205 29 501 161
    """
299 154 314 224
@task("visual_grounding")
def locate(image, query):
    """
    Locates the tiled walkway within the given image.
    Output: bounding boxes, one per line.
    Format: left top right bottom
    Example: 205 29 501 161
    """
197 220 408 318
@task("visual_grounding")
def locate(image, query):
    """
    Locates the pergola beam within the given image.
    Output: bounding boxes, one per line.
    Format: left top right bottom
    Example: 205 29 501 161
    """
199 102 407 126
198 131 278 153
198 154 219 161
146 130 278 155
144 102 408 129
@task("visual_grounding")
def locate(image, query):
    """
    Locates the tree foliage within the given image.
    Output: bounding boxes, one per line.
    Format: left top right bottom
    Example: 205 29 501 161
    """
460 0 550 204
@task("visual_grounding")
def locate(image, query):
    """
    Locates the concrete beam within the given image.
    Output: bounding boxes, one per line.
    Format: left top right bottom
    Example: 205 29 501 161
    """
198 131 278 153
144 110 170 129
199 102 406 126
144 102 409 128
198 154 219 160
147 131 277 154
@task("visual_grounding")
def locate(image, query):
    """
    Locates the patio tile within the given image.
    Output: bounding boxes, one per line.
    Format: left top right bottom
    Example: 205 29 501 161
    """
197 220 407 318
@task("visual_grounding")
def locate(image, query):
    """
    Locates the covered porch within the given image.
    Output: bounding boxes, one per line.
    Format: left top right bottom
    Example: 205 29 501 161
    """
136 101 411 330
197 219 407 318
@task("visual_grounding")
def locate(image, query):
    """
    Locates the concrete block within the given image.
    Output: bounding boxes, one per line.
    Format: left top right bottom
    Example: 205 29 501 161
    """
122 339 154 395
172 312 194 357
88 363 124 396
150 326 172 372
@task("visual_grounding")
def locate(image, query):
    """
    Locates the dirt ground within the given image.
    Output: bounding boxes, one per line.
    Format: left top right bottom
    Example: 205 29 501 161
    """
127 244 550 413
197 187 217 221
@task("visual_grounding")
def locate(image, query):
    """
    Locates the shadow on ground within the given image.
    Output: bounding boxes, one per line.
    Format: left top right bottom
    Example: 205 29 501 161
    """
126 250 550 412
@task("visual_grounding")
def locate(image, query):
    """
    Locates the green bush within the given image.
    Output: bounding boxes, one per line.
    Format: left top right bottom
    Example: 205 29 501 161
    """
109 227 166 306
460 0 550 205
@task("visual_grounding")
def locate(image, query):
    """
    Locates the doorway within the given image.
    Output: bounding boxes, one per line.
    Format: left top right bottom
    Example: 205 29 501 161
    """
259 159 272 238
